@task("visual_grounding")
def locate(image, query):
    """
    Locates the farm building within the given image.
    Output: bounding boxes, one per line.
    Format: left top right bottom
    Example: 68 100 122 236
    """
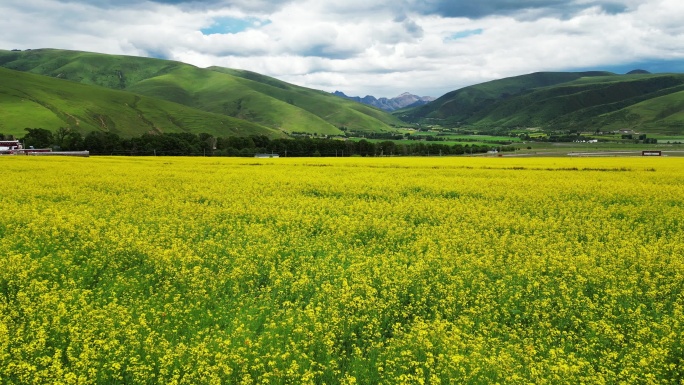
0 140 22 151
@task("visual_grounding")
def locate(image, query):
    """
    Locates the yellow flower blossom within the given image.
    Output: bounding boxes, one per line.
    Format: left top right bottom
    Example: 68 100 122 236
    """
0 156 683 383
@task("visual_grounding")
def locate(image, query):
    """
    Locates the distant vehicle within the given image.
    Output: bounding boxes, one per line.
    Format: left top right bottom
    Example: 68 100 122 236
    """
642 150 662 156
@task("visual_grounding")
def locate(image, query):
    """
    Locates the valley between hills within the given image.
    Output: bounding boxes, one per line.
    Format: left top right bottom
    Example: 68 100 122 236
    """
2 48 684 155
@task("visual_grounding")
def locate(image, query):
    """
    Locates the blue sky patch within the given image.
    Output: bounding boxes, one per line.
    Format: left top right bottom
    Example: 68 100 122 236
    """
201 17 270 35
446 29 484 41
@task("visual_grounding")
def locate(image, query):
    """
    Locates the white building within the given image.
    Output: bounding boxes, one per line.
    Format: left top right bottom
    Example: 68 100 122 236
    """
0 140 22 151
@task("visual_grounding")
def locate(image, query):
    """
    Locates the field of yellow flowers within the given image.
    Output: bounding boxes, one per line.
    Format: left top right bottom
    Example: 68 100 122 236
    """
1 156 683 384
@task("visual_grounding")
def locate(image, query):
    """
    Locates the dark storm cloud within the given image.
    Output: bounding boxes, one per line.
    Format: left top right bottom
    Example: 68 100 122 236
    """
421 0 629 19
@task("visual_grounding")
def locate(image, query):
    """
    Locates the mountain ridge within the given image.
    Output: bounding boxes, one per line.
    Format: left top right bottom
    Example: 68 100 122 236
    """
0 66 280 138
398 70 684 134
0 48 406 137
3 48 684 137
333 91 435 111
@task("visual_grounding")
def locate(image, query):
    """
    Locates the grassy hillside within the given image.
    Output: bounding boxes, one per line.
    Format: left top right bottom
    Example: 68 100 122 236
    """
0 49 182 89
473 75 684 127
0 49 404 136
127 66 343 135
589 89 684 134
400 71 684 134
210 67 406 130
0 67 280 138
402 72 613 121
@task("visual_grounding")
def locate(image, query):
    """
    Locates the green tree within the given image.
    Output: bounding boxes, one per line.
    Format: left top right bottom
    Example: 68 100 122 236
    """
198 133 216 155
21 128 54 149
84 131 122 154
53 127 84 150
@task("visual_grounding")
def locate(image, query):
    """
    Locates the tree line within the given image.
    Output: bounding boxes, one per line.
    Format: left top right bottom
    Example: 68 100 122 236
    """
3 128 514 157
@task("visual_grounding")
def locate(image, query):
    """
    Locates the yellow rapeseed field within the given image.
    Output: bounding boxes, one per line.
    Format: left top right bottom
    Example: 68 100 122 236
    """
1 156 683 384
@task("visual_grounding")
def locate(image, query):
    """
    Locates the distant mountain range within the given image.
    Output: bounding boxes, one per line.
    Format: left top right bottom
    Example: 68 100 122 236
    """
2 48 683 138
0 49 405 138
333 91 435 111
398 69 684 135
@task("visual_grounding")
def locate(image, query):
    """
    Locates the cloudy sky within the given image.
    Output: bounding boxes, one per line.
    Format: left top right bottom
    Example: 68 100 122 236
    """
2 0 684 98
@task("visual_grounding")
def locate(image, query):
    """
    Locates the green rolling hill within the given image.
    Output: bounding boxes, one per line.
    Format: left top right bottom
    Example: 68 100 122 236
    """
0 67 279 138
588 88 684 132
6 48 683 137
208 67 404 134
399 72 614 121
400 71 684 134
0 49 405 137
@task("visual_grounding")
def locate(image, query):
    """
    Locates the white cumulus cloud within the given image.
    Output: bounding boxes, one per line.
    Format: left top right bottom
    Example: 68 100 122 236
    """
1 0 683 98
